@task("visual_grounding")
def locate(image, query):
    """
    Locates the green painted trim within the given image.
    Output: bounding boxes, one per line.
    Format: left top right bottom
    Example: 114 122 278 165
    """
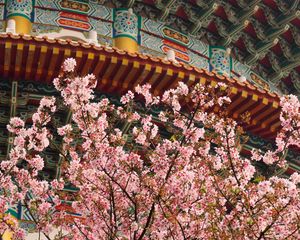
114 34 138 43
112 7 116 21
59 7 88 15
7 208 18 218
7 12 31 21
137 15 141 30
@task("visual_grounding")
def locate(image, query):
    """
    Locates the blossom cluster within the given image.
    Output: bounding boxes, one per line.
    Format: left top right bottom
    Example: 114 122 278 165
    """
1 58 300 240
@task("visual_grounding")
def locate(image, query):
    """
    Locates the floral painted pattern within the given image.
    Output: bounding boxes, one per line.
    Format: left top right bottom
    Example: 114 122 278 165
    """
6 0 33 20
209 46 232 76
113 9 140 42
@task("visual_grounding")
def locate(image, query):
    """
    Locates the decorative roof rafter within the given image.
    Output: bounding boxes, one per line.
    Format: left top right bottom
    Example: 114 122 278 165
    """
191 3 219 34
120 0 299 95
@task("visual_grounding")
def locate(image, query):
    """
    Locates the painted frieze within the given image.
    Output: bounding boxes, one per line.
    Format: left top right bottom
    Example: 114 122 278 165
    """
161 39 190 63
162 26 190 47
5 0 33 20
188 50 209 70
35 8 58 27
31 1 272 92
209 46 232 76
140 31 162 53
113 8 141 43
57 11 92 31
89 0 111 20
142 18 209 64
59 0 90 15
159 26 191 63
34 7 112 36
35 0 58 9
189 38 208 57
36 0 111 20
90 18 112 38
143 18 164 37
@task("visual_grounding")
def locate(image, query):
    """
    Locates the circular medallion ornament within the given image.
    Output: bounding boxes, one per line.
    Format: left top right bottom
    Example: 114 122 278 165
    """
114 10 138 41
6 0 33 20
211 50 227 71
209 47 231 76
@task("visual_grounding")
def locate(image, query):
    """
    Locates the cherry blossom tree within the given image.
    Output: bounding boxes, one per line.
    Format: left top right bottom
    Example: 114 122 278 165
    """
1 58 300 239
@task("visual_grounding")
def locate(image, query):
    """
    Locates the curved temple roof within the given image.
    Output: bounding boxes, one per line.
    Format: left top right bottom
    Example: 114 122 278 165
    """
102 0 300 96
0 32 281 139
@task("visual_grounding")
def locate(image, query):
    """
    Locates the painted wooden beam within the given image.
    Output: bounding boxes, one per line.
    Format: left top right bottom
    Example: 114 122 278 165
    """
191 3 219 34
245 38 279 65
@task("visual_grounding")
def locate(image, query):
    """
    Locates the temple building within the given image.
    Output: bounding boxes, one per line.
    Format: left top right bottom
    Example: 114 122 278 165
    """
0 0 299 237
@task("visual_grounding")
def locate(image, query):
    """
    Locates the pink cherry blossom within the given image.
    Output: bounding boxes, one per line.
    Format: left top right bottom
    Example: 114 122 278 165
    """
7 117 24 133
120 90 134 104
30 155 44 171
62 58 77 72
1 58 300 240
290 172 300 184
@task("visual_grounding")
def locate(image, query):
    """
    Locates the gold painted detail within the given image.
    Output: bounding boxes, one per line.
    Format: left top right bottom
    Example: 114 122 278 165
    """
7 16 32 34
113 37 138 53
